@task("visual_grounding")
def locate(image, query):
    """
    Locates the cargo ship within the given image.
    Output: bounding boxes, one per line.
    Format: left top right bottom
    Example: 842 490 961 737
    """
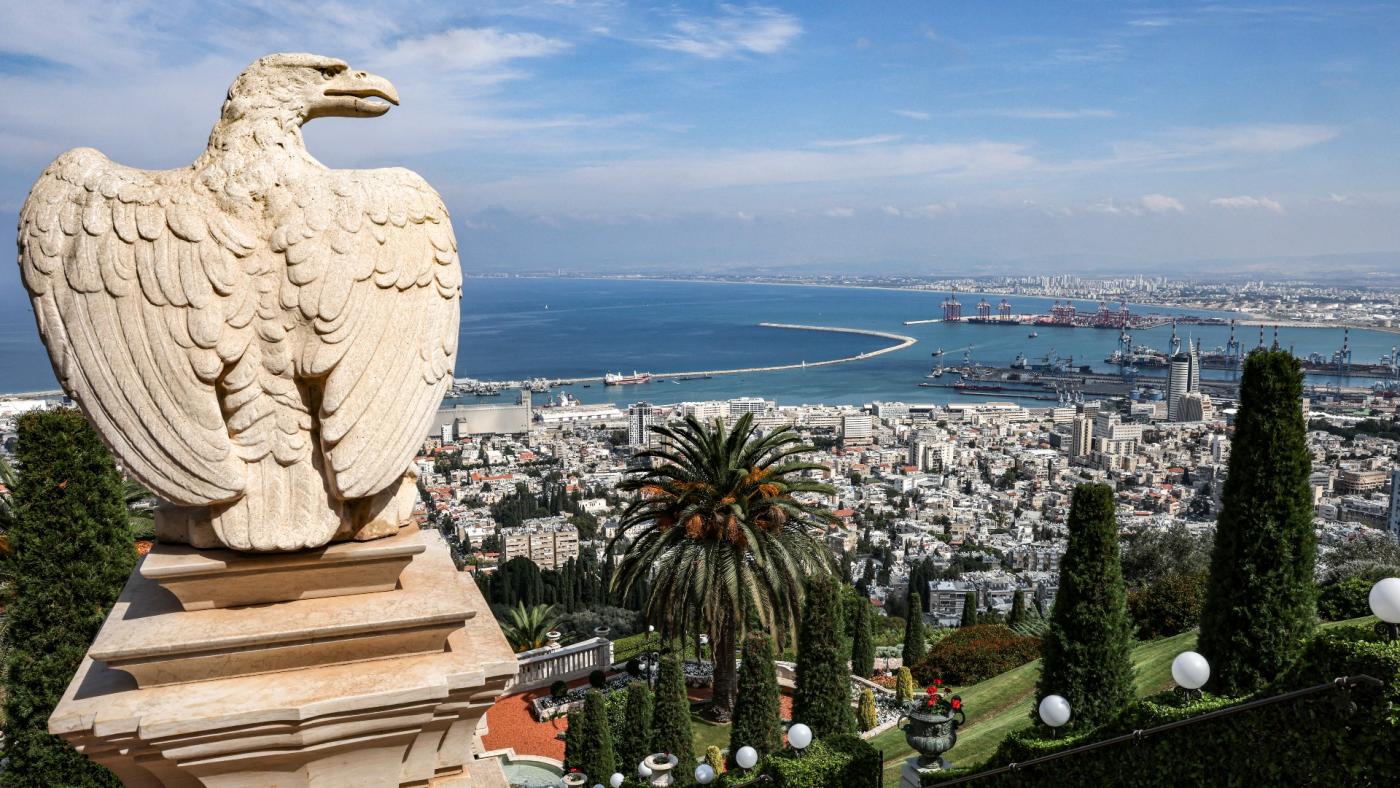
604 371 653 386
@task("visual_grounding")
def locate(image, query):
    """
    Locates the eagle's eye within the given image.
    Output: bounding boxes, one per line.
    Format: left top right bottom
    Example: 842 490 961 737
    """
317 67 335 79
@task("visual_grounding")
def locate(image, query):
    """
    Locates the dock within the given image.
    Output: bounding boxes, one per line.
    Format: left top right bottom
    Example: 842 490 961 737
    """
456 323 918 388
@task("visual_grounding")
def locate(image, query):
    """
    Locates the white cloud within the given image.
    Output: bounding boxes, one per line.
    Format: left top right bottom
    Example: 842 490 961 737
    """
892 109 932 121
882 202 957 218
1088 194 1184 216
1128 17 1177 28
942 107 1117 120
645 5 802 59
467 142 1034 213
1210 195 1285 213
1141 193 1185 213
824 206 855 218
811 134 902 148
378 27 570 73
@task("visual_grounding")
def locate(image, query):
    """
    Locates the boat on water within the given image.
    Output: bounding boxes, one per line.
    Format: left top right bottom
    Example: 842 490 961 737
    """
1028 330 1039 338
926 364 946 378
604 371 653 386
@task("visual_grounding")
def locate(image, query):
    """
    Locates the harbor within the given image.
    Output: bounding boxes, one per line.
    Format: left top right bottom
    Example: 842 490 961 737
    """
450 323 918 396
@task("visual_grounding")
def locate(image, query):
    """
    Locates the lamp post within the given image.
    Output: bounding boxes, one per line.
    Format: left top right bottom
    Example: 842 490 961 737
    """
643 624 659 688
1370 577 1400 639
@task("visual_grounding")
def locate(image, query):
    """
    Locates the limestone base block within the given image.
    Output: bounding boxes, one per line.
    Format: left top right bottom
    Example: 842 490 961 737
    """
49 530 518 787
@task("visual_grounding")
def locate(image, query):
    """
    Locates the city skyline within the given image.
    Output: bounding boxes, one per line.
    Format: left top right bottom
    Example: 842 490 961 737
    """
1 1 1398 283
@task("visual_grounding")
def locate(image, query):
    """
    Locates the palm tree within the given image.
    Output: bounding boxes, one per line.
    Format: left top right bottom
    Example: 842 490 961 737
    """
500 602 560 653
610 414 836 720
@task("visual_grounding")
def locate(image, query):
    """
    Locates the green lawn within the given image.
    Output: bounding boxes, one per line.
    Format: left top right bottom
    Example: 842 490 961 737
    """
876 615 1379 784
691 712 731 755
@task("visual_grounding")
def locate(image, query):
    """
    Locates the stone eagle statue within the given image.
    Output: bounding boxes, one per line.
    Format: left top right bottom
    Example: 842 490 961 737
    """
17 54 461 552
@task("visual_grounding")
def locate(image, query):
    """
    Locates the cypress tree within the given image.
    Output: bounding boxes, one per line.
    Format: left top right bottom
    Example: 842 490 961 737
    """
576 690 616 783
1198 348 1316 695
850 597 875 679
651 654 694 774
618 680 654 771
1034 483 1135 729
730 633 782 762
794 573 855 738
902 592 927 667
1008 590 1027 628
960 591 979 627
564 707 585 770
3 409 134 787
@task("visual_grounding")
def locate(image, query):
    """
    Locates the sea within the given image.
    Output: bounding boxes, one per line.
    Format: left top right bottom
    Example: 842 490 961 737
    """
2 277 1397 407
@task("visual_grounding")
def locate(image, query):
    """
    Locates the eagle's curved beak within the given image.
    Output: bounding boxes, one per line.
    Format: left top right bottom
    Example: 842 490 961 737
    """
308 70 400 121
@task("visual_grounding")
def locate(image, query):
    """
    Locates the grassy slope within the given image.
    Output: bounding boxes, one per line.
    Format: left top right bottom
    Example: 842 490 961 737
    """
876 615 1378 784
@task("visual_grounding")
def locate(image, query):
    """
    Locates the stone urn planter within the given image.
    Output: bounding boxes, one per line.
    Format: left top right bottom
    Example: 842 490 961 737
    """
900 702 966 769
644 753 679 786
562 770 588 786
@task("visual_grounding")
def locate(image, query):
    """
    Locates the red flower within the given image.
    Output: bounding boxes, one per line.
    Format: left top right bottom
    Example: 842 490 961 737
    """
926 685 936 695
951 698 962 710
934 679 943 686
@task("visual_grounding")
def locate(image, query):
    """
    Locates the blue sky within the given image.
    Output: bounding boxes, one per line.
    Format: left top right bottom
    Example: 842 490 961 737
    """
2 1 1398 278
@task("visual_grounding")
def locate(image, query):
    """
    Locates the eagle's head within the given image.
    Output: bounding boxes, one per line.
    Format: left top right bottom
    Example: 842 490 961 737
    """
221 53 399 126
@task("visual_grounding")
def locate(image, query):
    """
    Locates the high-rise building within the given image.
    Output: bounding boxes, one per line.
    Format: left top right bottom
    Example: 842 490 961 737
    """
628 401 656 448
842 413 874 446
1070 414 1093 461
1388 468 1400 541
1175 392 1212 423
500 516 579 570
1166 340 1202 421
727 396 771 416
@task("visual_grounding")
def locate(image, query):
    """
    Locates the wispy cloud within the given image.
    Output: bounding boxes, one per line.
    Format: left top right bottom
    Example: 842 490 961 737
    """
882 202 957 218
378 27 570 74
1088 194 1186 216
939 107 1118 120
892 109 932 121
467 142 1034 213
1210 195 1285 213
811 134 902 148
1141 193 1186 213
643 5 802 59
823 206 855 218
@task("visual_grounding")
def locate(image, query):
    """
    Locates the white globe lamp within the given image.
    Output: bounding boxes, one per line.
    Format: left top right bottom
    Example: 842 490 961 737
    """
609 774 624 788
1370 577 1400 624
637 760 652 779
787 723 812 750
1038 694 1071 728
695 764 716 784
1171 651 1211 690
735 745 759 770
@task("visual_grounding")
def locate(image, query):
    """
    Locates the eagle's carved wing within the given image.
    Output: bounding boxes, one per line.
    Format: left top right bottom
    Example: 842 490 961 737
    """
18 148 258 504
272 167 460 500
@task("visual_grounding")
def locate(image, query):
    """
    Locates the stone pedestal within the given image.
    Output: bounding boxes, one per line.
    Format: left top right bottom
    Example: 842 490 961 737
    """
899 756 952 788
49 529 517 787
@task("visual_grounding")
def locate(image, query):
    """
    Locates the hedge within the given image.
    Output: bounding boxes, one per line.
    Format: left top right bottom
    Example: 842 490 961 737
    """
716 734 880 788
922 624 1400 786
